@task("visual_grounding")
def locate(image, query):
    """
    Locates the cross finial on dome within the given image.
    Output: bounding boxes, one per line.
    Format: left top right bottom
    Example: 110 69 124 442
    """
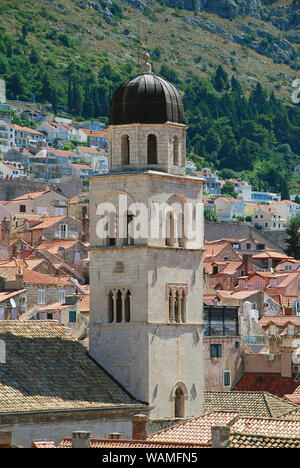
141 50 152 74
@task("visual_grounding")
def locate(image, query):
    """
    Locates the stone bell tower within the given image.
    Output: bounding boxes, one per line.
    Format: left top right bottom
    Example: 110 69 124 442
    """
89 53 205 419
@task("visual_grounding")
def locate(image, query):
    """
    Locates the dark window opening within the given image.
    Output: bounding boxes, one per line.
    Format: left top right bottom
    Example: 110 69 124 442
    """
210 343 222 358
125 290 131 322
116 290 122 323
121 135 130 165
174 387 184 418
147 134 157 164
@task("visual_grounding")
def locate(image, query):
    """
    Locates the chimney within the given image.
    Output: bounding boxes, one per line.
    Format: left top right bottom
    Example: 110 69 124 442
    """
132 414 148 440
242 254 253 276
15 272 24 290
109 433 121 440
82 216 89 242
0 431 12 448
58 246 66 260
211 425 230 448
1 217 10 245
72 431 91 449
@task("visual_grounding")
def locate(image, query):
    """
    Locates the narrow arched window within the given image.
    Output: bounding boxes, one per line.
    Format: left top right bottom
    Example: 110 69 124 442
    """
125 290 131 322
165 211 175 247
173 136 179 166
147 134 157 164
116 289 122 322
127 212 134 246
121 135 130 165
108 212 117 246
108 290 114 322
178 213 185 248
175 387 185 418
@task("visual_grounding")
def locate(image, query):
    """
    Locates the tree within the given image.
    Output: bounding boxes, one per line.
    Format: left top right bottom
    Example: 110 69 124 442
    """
285 218 300 259
294 195 300 204
212 65 229 92
221 181 237 198
204 208 217 221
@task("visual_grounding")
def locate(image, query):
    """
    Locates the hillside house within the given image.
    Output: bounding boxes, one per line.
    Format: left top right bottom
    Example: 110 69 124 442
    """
214 197 244 220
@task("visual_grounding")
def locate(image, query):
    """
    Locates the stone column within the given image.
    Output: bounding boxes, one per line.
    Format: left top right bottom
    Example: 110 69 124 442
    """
112 289 118 323
181 289 186 323
121 288 126 323
177 289 183 323
169 288 176 323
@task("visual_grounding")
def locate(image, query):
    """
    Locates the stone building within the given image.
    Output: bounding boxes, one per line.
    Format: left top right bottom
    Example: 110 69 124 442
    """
89 55 205 420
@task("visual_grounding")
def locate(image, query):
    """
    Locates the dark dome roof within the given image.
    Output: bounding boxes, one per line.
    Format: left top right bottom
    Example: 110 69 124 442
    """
109 73 186 126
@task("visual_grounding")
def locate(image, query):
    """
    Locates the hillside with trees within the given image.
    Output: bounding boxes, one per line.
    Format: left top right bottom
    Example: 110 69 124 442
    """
0 0 299 195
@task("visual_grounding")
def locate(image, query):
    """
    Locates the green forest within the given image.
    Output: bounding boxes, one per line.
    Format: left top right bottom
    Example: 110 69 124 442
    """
0 18 299 198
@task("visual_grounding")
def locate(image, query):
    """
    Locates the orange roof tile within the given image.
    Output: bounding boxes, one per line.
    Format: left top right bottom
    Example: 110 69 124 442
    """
259 316 300 327
22 269 72 285
9 191 49 202
234 374 300 399
37 240 84 254
81 129 108 138
32 441 56 449
27 215 68 230
58 438 209 448
147 411 238 444
10 124 44 136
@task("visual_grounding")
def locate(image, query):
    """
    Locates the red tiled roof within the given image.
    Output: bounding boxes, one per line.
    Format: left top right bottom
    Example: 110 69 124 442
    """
58 438 210 448
259 316 300 327
148 411 238 444
22 268 72 285
230 416 300 439
27 215 68 230
10 124 44 136
81 129 108 138
32 440 56 449
37 239 84 254
234 374 300 399
9 191 49 202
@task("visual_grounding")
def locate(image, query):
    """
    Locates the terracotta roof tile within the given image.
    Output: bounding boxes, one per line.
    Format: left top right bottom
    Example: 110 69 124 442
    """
234 374 300 399
231 416 300 438
204 391 298 418
32 440 56 448
228 432 300 448
148 411 238 443
0 321 142 414
58 438 209 448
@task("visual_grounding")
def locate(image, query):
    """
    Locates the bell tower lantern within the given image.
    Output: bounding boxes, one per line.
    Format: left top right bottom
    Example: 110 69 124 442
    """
108 53 187 176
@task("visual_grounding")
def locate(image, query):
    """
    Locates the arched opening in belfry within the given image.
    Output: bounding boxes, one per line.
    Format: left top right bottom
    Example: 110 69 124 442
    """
126 211 134 245
125 290 131 322
173 136 179 166
175 387 185 418
108 212 117 246
116 289 122 323
147 134 157 164
177 213 185 248
108 290 114 322
165 211 176 247
121 135 130 165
